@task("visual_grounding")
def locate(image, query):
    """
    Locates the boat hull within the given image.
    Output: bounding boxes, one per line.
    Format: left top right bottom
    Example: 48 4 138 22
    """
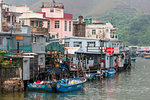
45 83 53 92
28 84 45 90
56 78 86 92
104 69 116 78
144 57 150 59
131 58 136 62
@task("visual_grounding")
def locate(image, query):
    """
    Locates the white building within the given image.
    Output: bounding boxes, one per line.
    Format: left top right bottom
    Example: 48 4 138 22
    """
16 6 49 34
85 19 118 40
0 3 22 33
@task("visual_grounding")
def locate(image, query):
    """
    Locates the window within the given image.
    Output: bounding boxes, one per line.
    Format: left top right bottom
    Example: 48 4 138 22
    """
111 34 114 38
48 21 50 29
33 37 36 42
64 21 67 31
106 29 109 33
69 21 71 31
65 42 69 47
36 20 39 27
7 16 10 22
55 20 60 28
6 8 9 11
31 21 34 27
74 42 82 47
12 16 14 24
39 21 43 27
52 35 55 38
92 30 96 35
22 20 24 25
88 42 95 47
50 8 54 12
115 35 118 39
99 30 101 33
40 58 43 62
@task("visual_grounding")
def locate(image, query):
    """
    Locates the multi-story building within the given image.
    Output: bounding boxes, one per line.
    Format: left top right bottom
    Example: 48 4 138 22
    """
85 18 118 40
16 6 49 35
41 1 73 38
73 16 86 37
0 3 22 33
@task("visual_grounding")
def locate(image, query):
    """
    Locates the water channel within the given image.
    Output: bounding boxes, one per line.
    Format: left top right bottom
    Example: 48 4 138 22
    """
0 57 150 100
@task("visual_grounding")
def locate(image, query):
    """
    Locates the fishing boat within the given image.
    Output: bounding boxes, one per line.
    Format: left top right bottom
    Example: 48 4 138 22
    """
131 58 136 62
45 82 53 92
85 73 97 80
55 78 86 92
103 68 116 78
143 52 150 59
28 81 45 90
144 55 150 59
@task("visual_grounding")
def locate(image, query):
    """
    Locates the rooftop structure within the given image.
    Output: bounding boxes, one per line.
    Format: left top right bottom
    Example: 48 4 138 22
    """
41 1 73 38
42 1 64 9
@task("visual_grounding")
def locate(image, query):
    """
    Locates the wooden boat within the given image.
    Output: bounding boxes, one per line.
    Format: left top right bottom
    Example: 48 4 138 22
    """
103 68 116 78
56 78 86 92
28 81 45 90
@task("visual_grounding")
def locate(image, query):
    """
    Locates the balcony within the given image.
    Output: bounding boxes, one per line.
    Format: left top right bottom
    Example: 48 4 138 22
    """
31 27 49 34
2 22 22 33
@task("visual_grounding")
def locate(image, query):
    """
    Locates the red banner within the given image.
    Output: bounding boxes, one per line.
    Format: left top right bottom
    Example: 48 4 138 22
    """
106 47 114 53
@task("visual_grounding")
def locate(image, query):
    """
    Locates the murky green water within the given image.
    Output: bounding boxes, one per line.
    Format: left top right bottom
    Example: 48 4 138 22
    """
1 57 150 100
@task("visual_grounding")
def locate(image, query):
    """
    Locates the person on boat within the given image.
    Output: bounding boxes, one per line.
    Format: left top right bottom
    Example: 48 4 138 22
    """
101 58 105 69
114 59 118 68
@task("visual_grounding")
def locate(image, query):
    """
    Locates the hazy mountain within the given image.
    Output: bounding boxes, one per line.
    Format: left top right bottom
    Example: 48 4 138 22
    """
4 0 150 16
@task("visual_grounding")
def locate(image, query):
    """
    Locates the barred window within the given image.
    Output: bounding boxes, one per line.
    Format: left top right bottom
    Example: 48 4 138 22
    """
55 20 60 28
50 8 54 12
74 42 82 47
87 42 95 47
65 42 69 47
92 30 96 35
64 21 67 31
69 21 71 31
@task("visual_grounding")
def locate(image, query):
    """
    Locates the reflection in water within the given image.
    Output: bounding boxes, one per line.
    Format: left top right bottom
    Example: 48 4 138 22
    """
0 92 24 100
27 89 85 100
2 58 150 100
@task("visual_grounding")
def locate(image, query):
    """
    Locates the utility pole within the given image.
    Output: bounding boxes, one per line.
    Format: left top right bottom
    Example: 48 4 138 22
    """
100 40 103 70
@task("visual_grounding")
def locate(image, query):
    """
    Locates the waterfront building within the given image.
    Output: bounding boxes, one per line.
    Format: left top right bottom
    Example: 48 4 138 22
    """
0 26 47 68
85 18 118 40
41 1 73 38
73 16 86 37
0 3 22 33
16 6 49 35
49 37 124 70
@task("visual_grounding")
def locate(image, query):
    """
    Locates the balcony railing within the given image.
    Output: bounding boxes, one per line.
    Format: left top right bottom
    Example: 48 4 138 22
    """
2 22 22 33
31 27 49 34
